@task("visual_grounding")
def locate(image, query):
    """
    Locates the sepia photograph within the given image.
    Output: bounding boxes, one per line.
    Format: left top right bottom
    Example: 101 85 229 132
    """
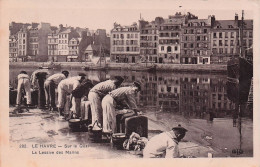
1 0 260 166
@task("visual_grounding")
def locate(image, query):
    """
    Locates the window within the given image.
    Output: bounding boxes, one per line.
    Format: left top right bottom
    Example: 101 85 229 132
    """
219 33 222 38
204 29 207 33
213 33 217 38
225 48 228 53
161 46 164 51
197 36 200 41
176 54 179 59
165 54 167 58
167 46 171 52
213 40 217 46
219 48 223 54
249 31 253 38
225 32 228 38
191 44 194 48
127 34 130 38
174 46 178 51
225 40 228 46
230 48 234 54
230 40 234 46
219 40 223 46
231 32 234 38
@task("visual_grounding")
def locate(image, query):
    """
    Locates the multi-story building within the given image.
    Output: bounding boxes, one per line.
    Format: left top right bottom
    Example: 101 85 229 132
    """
9 35 18 62
181 15 214 64
139 18 162 63
57 27 80 61
158 13 185 64
110 23 140 63
17 26 29 62
68 37 81 62
241 19 253 60
210 14 253 64
28 23 39 61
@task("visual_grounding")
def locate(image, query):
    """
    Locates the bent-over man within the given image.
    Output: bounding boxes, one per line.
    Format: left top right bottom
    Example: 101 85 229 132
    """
88 76 124 126
101 81 142 136
44 71 69 111
57 73 86 116
16 71 31 106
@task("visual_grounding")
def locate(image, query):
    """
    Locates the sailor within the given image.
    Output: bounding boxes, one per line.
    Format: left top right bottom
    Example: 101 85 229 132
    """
70 79 94 119
57 73 86 117
88 76 124 127
30 67 50 89
143 124 188 158
44 71 69 111
35 71 49 109
101 81 142 136
16 71 31 107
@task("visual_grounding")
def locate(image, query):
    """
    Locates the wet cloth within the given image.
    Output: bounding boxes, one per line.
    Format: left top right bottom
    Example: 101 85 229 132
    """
16 74 31 105
57 76 81 110
88 80 117 125
143 131 180 158
101 87 138 133
44 73 66 108
123 132 148 151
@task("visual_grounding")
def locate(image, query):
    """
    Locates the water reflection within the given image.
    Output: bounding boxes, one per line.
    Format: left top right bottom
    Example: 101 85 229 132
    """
9 68 252 119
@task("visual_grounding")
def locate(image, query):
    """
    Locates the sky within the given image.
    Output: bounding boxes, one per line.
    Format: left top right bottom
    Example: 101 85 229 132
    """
2 0 257 32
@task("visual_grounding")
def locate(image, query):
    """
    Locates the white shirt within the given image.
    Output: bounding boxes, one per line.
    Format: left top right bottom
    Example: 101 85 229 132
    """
143 131 180 158
46 73 66 85
18 73 30 80
58 76 81 94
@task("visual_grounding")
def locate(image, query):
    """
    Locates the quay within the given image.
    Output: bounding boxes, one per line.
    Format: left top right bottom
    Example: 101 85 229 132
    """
8 106 253 158
9 62 227 73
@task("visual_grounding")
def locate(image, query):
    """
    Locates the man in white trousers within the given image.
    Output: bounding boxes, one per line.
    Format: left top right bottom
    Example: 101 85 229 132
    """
16 71 31 107
57 73 86 117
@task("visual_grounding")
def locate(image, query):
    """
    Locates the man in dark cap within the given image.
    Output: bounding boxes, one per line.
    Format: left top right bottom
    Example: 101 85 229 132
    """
57 73 86 117
44 71 69 111
143 124 188 158
101 81 142 135
88 76 124 127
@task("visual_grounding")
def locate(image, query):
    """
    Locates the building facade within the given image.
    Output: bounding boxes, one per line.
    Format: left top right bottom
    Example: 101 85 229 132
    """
17 26 29 61
9 35 18 62
110 23 140 63
28 23 39 61
68 38 81 62
181 15 214 64
158 13 185 64
139 18 160 63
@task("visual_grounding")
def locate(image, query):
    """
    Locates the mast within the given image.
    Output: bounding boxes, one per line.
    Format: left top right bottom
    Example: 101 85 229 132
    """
240 10 244 58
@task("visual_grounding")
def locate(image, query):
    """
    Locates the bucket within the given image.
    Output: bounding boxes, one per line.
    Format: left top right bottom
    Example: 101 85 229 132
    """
112 133 126 149
68 119 81 131
88 120 102 142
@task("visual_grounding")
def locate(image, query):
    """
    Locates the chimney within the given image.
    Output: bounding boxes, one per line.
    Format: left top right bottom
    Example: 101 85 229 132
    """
235 13 238 26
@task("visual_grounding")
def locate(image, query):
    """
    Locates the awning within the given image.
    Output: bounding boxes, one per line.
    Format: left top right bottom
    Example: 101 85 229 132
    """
67 56 78 59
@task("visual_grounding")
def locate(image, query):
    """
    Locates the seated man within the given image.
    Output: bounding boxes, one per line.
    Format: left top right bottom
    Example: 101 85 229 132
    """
57 73 86 117
88 76 124 126
16 71 31 107
44 71 69 111
143 124 188 158
101 81 142 136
